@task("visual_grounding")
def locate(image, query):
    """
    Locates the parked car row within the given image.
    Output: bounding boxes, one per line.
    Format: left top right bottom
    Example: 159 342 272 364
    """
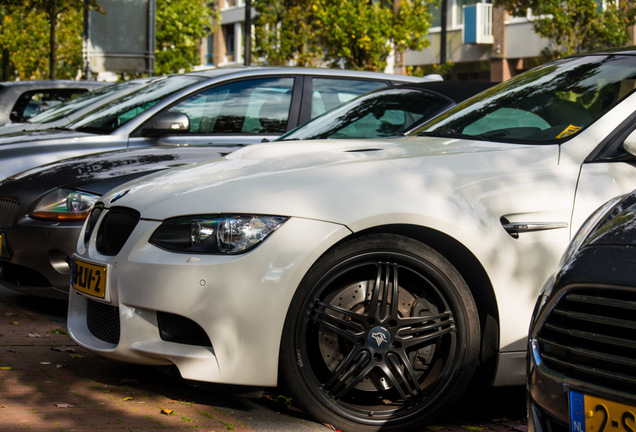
1 52 635 432
0 67 440 181
0 76 489 300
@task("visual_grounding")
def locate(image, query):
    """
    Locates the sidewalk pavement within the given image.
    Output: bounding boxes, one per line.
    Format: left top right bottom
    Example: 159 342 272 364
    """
0 287 528 432
0 289 327 432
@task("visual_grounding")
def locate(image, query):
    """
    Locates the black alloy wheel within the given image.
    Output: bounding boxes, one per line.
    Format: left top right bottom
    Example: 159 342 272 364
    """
279 234 480 432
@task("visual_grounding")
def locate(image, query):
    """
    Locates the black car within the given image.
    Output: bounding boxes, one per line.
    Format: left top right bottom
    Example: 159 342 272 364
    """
0 80 495 299
527 189 636 432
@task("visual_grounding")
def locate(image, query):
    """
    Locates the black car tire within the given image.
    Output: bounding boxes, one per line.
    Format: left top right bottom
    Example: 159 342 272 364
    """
279 233 480 432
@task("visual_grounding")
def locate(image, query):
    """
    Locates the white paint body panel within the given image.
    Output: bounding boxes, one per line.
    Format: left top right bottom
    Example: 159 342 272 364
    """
68 85 636 388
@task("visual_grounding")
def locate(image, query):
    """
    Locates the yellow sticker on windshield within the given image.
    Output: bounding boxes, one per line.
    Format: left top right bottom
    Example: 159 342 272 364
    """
556 125 582 139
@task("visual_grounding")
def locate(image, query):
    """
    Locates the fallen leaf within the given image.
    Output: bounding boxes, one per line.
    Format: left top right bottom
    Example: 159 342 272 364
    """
54 403 75 408
161 408 174 415
461 426 484 431
55 364 66 369
0 366 13 370
121 397 134 401
40 362 51 365
69 354 84 359
0 405 7 408
10 322 19 325
27 333 43 338
51 347 79 353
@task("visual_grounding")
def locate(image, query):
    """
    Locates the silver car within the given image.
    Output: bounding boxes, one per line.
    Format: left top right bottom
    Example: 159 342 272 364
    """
0 80 107 125
0 79 153 135
0 68 436 181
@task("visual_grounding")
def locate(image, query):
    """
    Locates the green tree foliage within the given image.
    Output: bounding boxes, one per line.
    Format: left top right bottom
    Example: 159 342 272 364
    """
315 0 432 70
155 0 216 75
494 0 636 58
253 0 432 71
0 0 99 79
1 0 100 79
253 0 324 66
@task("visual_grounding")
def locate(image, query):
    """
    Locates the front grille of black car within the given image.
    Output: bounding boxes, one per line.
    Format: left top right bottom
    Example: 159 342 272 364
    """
0 198 19 228
86 298 120 345
537 286 636 393
96 207 140 256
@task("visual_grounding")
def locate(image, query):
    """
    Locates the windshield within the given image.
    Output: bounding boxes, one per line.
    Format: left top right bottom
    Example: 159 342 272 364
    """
279 88 452 140
68 75 201 134
416 54 636 144
27 81 142 124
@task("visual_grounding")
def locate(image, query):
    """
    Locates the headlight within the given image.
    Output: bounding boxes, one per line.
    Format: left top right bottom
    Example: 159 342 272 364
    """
150 214 288 254
31 189 100 221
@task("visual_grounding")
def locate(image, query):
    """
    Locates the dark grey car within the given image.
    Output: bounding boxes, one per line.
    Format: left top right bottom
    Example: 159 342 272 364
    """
0 67 435 181
0 80 492 299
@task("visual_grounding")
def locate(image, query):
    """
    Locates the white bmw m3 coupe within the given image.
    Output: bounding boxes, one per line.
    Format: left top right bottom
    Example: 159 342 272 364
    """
68 49 636 431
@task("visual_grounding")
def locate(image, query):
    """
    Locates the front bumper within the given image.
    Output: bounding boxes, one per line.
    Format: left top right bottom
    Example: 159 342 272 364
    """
0 217 83 299
68 216 351 387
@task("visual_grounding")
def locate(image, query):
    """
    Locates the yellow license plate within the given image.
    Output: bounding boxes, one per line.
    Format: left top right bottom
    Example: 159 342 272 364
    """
72 257 107 298
571 391 636 432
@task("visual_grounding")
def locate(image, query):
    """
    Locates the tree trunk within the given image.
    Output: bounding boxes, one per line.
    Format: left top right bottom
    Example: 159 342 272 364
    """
48 0 57 80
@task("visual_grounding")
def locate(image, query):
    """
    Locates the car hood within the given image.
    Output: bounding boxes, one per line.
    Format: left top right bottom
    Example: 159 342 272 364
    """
0 122 40 135
1 146 229 198
102 136 557 222
0 128 92 146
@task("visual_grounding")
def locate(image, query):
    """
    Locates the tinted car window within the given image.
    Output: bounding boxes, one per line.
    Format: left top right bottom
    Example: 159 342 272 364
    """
281 88 452 140
70 76 201 134
11 89 89 122
168 77 295 134
418 54 636 144
311 78 387 119
27 81 139 123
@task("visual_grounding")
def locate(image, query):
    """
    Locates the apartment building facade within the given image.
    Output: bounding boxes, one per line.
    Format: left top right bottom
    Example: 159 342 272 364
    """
200 0 633 82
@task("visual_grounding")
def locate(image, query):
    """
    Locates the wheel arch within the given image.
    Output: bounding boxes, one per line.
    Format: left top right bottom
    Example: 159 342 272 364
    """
339 223 501 386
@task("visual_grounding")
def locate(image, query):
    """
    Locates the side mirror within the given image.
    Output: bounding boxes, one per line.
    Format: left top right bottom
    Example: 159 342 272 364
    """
624 129 636 157
143 111 190 136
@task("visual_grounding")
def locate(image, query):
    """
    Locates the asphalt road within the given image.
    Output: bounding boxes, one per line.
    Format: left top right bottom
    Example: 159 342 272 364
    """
0 285 528 432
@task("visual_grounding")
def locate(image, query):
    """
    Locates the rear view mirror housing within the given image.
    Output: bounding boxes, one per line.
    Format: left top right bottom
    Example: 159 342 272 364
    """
142 111 190 136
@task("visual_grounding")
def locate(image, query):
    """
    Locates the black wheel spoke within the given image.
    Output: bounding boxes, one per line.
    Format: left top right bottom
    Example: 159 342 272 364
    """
383 352 422 401
370 262 399 321
397 311 456 349
323 349 373 399
308 300 365 342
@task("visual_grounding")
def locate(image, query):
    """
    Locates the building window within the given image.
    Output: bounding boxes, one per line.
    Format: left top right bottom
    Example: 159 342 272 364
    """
428 0 491 30
453 0 483 27
206 34 214 66
223 24 235 62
